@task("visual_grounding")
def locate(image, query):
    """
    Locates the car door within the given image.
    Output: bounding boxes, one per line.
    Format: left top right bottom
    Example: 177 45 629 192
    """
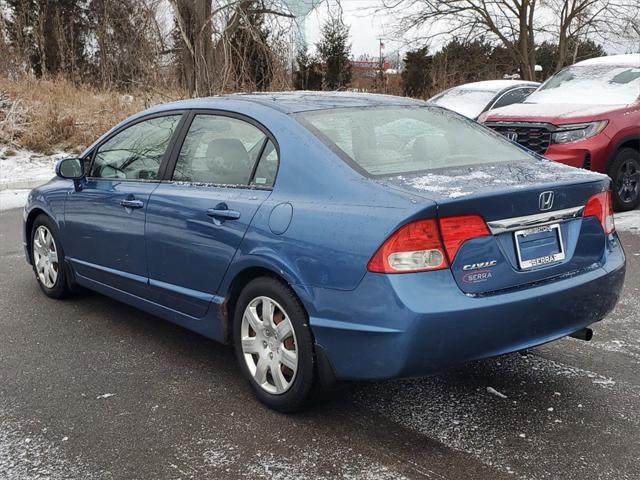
63 113 184 297
145 112 278 318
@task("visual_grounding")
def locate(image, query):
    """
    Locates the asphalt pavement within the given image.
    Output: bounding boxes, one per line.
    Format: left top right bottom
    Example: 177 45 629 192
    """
1 206 638 480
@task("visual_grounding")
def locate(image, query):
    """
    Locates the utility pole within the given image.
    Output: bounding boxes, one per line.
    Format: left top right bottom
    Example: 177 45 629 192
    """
378 38 385 93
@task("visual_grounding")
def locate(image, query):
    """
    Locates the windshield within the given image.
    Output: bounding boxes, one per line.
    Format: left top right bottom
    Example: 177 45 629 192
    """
295 106 532 177
527 64 640 105
429 89 497 118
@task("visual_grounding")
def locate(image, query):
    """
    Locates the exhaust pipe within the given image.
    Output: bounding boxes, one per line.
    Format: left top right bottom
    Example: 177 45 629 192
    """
570 328 593 341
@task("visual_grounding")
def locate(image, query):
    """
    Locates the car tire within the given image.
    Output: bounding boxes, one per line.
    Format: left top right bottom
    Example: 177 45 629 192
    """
233 277 317 412
31 214 71 299
609 147 640 212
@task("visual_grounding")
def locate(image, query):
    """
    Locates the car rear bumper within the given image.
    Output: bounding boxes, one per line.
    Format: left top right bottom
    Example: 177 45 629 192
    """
545 133 611 172
305 234 625 381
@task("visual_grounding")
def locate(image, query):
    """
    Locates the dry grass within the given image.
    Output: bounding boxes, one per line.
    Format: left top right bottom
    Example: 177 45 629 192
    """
0 77 185 154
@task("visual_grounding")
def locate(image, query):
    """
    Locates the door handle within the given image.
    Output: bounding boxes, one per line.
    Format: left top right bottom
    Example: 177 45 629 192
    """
120 198 144 209
206 204 241 222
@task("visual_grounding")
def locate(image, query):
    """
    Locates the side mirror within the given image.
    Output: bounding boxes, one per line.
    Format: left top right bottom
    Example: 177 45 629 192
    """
56 157 85 180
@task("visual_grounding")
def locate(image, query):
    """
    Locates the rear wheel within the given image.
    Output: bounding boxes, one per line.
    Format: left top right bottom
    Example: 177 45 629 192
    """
233 277 316 412
31 215 71 298
609 147 640 211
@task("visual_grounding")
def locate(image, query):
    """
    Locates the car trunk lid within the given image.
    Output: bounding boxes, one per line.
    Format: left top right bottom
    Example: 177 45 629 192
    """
378 159 612 294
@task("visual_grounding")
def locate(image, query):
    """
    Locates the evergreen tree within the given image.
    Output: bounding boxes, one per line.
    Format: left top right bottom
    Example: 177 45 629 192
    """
402 47 430 98
294 47 322 90
536 40 607 79
316 18 352 90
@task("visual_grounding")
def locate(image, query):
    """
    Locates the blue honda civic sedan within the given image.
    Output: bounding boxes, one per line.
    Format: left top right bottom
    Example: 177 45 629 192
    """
23 92 625 411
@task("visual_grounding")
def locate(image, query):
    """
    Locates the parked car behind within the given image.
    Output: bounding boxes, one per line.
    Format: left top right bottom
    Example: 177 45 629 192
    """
481 54 640 211
428 80 540 119
24 92 625 412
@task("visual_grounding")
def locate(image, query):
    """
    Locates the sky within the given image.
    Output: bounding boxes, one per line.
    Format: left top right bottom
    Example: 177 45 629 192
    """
303 0 409 58
304 0 403 57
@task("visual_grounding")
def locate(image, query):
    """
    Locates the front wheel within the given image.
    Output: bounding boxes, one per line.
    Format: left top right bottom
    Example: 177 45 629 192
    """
31 215 71 299
233 277 316 412
609 147 640 212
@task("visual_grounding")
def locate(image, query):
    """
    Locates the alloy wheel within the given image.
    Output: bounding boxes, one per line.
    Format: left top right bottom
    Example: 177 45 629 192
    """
33 225 59 288
617 158 640 204
240 296 298 395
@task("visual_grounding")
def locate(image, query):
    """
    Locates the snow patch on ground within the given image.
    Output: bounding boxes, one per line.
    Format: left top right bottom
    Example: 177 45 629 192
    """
0 189 30 211
0 147 65 189
0 146 71 211
178 436 408 479
0 405 85 479
355 352 640 480
614 210 640 234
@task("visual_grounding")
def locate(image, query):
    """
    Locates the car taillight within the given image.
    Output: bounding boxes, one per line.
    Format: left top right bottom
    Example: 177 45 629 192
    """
584 191 615 234
439 215 490 261
367 219 449 273
367 215 491 274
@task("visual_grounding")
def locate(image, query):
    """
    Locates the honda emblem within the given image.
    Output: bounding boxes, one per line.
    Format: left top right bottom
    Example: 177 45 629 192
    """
539 191 554 211
505 131 518 142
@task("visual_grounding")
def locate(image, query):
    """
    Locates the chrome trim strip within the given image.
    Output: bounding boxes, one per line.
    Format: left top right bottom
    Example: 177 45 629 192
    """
487 206 585 234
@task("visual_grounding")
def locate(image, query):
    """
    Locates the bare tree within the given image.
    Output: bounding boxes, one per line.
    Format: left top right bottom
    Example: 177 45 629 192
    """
542 0 640 73
381 0 540 80
381 0 639 80
170 0 295 96
171 0 214 96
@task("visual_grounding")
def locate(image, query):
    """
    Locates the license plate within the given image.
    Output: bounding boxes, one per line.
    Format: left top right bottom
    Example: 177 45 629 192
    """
514 223 565 269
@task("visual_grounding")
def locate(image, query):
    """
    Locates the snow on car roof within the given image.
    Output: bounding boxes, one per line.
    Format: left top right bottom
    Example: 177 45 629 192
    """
453 80 540 92
574 54 640 67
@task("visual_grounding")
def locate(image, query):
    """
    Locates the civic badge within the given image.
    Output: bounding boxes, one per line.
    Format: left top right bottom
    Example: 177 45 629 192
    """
539 191 554 211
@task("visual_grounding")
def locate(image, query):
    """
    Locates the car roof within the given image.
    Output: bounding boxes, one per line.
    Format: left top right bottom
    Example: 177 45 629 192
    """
148 91 428 115
574 53 640 67
448 80 540 92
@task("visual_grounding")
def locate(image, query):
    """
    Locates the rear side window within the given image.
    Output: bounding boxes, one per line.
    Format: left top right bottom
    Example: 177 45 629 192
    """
173 114 268 186
91 115 180 180
295 106 531 177
251 140 278 187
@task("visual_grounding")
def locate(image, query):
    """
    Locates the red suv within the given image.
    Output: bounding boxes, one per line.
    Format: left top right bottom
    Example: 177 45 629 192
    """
481 54 640 211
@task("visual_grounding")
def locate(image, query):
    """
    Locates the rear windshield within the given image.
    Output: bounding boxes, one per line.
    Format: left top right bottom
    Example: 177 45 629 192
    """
295 106 531 176
526 64 640 105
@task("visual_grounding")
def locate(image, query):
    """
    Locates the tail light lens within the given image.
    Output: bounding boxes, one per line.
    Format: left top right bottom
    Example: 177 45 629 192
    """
367 215 490 274
367 219 449 273
584 191 615 234
439 215 490 261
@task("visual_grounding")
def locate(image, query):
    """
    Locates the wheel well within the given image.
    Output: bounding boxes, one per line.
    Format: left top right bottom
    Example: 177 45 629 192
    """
220 267 295 343
24 208 46 263
611 138 640 170
618 138 640 153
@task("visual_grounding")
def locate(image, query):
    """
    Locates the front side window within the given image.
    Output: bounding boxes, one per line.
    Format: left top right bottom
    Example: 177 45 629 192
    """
91 115 181 180
296 106 531 177
173 115 268 185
